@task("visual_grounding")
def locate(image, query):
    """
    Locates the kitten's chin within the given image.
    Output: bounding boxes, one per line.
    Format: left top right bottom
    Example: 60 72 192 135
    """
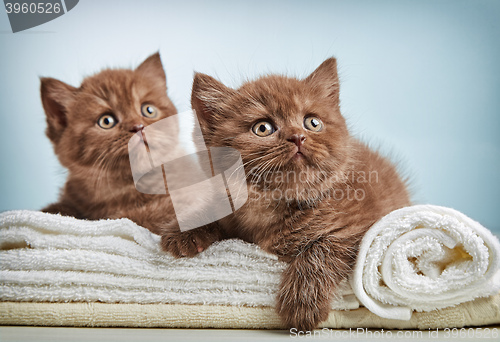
284 155 307 173
292 152 306 161
250 182 327 205
248 167 334 204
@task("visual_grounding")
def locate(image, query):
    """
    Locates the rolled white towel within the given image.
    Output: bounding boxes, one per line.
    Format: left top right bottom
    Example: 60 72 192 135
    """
352 204 500 320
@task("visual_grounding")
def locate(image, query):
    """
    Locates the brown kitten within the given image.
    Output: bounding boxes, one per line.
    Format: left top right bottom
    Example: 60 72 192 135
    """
41 53 181 235
162 58 411 330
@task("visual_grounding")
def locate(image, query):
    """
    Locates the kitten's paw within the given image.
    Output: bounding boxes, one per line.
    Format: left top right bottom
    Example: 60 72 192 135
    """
161 226 219 258
276 267 331 331
277 299 330 331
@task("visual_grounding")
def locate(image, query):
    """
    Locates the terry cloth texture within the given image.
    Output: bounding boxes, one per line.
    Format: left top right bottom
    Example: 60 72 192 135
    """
1 206 499 329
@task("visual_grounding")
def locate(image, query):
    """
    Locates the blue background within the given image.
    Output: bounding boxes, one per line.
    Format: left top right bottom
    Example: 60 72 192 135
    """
0 0 499 235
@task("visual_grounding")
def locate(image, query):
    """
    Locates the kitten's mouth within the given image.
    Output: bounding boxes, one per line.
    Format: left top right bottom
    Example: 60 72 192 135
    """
290 146 306 161
128 131 150 151
138 131 149 148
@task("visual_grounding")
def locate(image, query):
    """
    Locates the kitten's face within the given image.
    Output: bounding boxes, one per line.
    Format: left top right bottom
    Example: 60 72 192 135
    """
41 53 177 181
192 58 351 200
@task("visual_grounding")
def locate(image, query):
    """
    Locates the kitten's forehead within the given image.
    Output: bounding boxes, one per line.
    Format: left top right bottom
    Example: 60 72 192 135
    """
81 70 133 98
237 75 316 121
78 70 138 112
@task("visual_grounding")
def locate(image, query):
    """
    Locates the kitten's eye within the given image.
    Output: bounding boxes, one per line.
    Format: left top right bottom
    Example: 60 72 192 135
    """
304 116 323 132
97 114 117 129
252 121 276 137
141 104 158 118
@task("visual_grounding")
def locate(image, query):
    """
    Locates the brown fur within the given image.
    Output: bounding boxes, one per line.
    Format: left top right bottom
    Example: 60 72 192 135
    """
41 53 179 234
161 58 411 330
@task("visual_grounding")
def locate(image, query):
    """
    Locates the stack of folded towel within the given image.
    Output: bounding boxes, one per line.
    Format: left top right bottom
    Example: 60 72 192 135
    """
0 210 356 309
1 205 499 329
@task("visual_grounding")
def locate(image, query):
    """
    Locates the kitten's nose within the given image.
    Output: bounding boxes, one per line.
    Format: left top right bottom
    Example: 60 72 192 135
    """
130 124 145 133
287 134 306 147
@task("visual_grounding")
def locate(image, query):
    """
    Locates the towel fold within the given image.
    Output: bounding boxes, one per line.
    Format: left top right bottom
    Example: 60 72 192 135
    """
0 210 357 310
351 204 500 320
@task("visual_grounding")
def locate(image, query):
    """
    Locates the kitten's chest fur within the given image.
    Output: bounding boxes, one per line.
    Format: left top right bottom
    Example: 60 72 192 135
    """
61 167 176 234
64 171 150 215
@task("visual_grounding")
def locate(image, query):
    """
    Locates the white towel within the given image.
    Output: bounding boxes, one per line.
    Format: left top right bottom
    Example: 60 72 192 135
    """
351 204 500 320
0 210 357 310
2 206 499 321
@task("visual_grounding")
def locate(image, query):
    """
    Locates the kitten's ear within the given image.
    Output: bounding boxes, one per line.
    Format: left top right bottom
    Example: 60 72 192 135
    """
40 77 77 144
305 58 340 103
135 52 167 89
191 72 235 124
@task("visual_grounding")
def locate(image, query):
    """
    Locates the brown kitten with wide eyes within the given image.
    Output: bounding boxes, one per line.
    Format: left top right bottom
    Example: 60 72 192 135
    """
41 53 186 235
162 58 411 330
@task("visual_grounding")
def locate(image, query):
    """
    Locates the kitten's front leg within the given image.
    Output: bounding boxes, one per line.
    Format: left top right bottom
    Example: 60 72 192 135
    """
161 222 224 258
276 236 359 331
